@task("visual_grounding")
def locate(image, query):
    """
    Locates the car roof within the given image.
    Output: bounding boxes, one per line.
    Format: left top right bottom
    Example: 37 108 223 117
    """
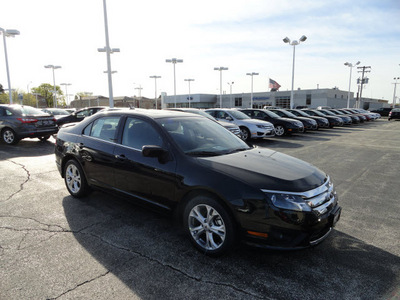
97 108 201 120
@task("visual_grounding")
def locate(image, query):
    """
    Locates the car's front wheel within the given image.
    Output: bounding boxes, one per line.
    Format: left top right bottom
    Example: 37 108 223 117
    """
183 196 236 256
1 128 19 145
64 159 91 198
274 125 286 136
240 127 251 141
39 135 51 141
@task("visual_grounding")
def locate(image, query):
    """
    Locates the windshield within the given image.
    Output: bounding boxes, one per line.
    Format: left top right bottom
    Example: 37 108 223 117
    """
45 109 70 115
158 116 250 156
289 110 310 117
309 110 326 117
331 110 344 115
277 110 297 118
263 110 280 118
229 110 251 120
321 110 336 116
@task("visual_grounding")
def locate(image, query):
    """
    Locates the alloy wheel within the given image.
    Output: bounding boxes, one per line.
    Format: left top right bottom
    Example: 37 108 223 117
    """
65 164 82 194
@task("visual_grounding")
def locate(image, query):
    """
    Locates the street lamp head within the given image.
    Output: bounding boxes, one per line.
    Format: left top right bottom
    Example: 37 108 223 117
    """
344 62 350 66
355 61 361 66
283 37 290 43
5 29 20 37
299 35 307 42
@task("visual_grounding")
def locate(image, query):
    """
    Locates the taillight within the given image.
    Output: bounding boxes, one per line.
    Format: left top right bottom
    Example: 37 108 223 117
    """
17 118 38 123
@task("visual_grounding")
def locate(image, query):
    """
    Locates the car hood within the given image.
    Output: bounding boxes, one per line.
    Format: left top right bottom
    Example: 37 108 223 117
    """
218 120 238 128
197 148 326 192
237 118 273 126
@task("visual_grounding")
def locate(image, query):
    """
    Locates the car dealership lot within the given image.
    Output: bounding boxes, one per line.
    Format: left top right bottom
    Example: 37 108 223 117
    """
1 119 399 299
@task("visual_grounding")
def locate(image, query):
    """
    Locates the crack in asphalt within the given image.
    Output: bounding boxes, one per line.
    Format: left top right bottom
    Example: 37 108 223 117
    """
0 215 265 299
2 160 31 203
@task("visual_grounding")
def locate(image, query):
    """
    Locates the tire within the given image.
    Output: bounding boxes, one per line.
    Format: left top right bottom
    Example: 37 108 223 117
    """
2 128 19 145
64 159 91 198
240 127 251 141
183 195 236 256
39 135 50 141
274 125 286 137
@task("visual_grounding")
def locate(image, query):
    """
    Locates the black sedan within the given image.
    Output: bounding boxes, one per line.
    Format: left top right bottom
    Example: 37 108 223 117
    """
56 106 106 126
0 104 58 145
389 108 400 120
55 109 341 256
329 109 360 124
269 109 318 131
302 109 344 128
240 108 304 136
287 109 330 129
337 109 366 123
318 109 353 125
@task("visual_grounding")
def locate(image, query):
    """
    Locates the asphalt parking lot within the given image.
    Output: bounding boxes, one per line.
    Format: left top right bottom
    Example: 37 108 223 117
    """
1 119 399 300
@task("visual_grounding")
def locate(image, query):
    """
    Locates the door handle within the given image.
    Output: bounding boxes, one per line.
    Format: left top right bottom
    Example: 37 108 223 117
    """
115 154 127 161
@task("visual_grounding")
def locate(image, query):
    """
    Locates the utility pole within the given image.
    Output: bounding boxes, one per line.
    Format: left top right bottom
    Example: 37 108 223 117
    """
356 66 371 108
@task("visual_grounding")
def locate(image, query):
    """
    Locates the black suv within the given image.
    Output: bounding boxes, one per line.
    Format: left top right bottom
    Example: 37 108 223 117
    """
55 108 341 255
240 108 304 136
0 104 58 145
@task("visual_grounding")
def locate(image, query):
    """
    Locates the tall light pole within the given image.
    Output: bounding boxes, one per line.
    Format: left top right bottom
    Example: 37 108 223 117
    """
60 83 72 106
98 0 120 108
214 67 228 108
166 58 183 108
0 27 20 104
134 84 143 108
344 61 360 108
393 77 400 107
184 79 195 108
246 72 259 108
44 65 62 108
283 35 307 109
227 82 234 108
149 75 161 109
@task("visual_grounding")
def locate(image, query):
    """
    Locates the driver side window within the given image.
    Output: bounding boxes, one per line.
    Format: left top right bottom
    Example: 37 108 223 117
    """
122 117 162 150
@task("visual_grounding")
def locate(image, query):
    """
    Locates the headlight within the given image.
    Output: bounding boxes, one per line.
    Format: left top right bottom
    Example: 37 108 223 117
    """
265 192 312 212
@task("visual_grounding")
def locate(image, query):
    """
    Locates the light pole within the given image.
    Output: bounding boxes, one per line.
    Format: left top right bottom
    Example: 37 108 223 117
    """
184 79 195 108
166 58 183 108
214 67 228 108
149 75 161 109
0 27 20 104
134 84 143 108
393 77 400 107
60 83 72 106
344 61 360 108
283 35 307 109
44 65 62 108
98 0 120 108
246 72 259 108
227 82 234 108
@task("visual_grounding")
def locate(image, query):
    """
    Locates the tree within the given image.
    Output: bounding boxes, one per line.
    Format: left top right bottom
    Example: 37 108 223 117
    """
0 83 4 94
31 83 63 107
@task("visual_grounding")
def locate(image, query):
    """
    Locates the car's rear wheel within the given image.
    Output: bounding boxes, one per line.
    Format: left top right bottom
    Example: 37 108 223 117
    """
39 135 51 141
1 128 19 145
64 159 91 198
274 125 285 136
240 127 251 141
183 196 236 256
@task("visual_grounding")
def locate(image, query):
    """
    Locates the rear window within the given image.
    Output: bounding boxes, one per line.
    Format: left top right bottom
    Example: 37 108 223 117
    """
20 106 48 116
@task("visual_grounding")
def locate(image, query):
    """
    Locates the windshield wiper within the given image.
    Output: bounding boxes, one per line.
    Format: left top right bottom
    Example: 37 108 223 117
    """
225 147 250 154
186 151 221 157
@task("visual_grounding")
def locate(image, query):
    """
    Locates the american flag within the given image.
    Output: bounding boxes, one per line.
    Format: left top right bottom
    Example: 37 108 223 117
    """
269 79 281 91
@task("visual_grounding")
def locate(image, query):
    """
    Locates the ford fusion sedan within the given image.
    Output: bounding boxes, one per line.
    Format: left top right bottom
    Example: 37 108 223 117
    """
302 109 343 128
318 109 353 125
0 104 58 145
240 108 304 136
287 109 330 129
56 106 106 126
55 109 341 256
269 109 318 131
205 108 275 141
388 108 400 120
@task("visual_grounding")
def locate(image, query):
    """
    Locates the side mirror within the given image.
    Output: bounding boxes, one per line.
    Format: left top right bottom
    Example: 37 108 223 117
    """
142 145 169 163
226 116 233 121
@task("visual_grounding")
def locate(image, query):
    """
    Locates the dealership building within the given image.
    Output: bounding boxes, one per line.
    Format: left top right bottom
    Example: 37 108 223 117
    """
161 87 389 110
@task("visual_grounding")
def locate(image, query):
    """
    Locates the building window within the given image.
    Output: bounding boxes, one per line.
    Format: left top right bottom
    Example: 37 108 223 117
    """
275 96 290 108
306 94 311 105
235 97 242 107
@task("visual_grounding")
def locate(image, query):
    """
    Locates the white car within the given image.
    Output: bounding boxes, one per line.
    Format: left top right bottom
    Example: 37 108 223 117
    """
205 108 275 140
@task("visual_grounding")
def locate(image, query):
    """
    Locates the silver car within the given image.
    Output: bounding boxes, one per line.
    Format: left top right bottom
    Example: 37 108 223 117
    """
205 109 275 140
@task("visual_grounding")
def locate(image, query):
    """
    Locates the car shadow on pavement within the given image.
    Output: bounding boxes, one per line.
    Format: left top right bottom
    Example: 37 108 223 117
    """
62 192 400 300
0 137 55 159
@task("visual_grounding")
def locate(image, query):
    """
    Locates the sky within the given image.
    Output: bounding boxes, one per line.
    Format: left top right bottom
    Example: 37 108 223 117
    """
1 0 400 104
